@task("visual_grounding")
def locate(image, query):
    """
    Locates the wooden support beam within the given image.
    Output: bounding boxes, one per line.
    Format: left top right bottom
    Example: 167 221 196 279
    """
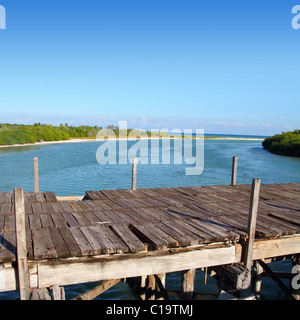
257 259 296 300
14 188 30 300
181 269 196 300
212 262 251 291
154 274 169 300
34 157 39 193
231 156 238 186
146 275 156 300
132 157 137 191
30 288 51 300
244 178 261 271
52 285 65 300
71 279 120 300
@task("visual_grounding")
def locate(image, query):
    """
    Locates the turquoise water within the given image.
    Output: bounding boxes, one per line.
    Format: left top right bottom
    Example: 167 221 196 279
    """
0 138 299 195
0 137 299 299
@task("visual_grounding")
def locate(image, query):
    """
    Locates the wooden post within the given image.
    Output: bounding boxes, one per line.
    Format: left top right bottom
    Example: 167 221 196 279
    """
231 156 238 186
181 269 196 300
147 275 156 300
34 157 39 193
253 260 263 299
14 188 30 300
244 178 261 271
132 157 137 191
52 285 66 300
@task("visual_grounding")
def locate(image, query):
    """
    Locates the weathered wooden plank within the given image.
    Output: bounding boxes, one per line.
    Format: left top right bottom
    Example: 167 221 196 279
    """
50 228 70 258
110 223 147 253
80 210 101 225
244 178 261 271
41 202 54 214
58 227 82 257
68 201 84 212
0 215 4 232
50 202 64 214
34 192 46 202
25 202 33 215
36 245 237 288
31 202 44 215
81 225 119 254
92 210 113 223
50 213 68 228
59 201 73 212
94 199 118 210
186 218 237 242
43 192 57 202
130 223 176 250
0 193 8 203
76 201 93 212
161 220 206 245
62 212 79 227
39 214 54 229
0 231 16 262
154 222 194 247
3 215 15 231
69 227 94 256
0 203 12 216
72 279 120 300
85 191 101 200
71 211 91 226
92 225 117 254
98 225 129 254
28 215 42 230
32 228 58 260
80 226 102 255
25 215 33 259
102 210 127 224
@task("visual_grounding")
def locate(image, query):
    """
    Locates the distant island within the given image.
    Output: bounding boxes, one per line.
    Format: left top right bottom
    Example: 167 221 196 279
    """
0 122 265 147
262 130 300 157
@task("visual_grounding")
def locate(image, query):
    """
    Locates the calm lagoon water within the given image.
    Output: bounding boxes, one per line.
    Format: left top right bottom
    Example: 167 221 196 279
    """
0 137 299 299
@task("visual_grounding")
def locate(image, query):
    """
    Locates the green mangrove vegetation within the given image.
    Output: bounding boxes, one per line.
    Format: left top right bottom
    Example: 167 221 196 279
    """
0 123 169 146
262 130 300 157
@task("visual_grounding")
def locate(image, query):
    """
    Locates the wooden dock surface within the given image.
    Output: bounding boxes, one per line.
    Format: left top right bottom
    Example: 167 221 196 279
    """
0 183 299 263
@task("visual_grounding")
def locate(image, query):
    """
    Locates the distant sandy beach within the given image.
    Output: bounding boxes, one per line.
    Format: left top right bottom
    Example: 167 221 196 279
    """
0 136 264 149
0 136 265 149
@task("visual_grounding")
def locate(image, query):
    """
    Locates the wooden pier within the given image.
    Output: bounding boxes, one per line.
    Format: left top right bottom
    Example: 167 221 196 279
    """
0 182 299 300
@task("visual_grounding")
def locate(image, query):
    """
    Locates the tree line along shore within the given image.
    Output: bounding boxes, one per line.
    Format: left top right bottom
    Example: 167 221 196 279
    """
1 123 298 158
0 123 169 146
262 129 300 157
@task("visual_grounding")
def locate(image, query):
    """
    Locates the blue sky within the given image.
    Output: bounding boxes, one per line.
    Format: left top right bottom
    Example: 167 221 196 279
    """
0 0 299 135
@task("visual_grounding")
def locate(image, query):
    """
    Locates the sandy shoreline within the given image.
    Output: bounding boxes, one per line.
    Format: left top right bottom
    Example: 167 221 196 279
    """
0 136 264 149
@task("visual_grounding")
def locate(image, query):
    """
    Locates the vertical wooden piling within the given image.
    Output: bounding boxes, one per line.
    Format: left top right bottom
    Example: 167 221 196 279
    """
34 157 39 193
253 260 263 299
132 157 137 191
14 188 30 300
181 269 196 300
244 178 261 271
231 156 238 186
